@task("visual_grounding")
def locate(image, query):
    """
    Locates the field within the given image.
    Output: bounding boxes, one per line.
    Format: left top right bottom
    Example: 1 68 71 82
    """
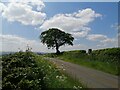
1 48 119 89
46 48 120 76
2 51 86 90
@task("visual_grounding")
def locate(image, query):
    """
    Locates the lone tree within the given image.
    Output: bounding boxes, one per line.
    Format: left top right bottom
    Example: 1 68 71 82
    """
40 28 74 54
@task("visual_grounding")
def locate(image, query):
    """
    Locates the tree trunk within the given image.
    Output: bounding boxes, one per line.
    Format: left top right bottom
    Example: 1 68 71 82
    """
55 40 60 54
56 46 60 54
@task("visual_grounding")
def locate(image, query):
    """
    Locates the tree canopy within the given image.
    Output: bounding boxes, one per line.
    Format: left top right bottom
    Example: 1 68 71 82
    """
40 28 74 54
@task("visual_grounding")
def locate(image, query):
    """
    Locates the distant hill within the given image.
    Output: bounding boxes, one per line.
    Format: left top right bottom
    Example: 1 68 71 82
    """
0 52 16 56
0 51 47 56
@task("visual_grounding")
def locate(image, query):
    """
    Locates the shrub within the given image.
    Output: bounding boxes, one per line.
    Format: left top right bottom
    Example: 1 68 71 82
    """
2 51 84 89
2 52 45 90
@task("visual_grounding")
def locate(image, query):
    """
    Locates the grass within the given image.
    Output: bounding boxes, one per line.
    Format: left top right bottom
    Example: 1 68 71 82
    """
2 51 87 89
36 55 87 89
45 50 119 76
60 57 118 75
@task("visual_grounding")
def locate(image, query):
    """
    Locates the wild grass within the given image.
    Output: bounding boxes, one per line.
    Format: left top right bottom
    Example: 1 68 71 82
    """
2 51 86 89
60 57 118 75
45 49 119 76
36 55 86 89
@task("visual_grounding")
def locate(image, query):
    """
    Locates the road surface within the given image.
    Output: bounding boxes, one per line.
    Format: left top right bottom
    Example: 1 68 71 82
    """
44 57 119 88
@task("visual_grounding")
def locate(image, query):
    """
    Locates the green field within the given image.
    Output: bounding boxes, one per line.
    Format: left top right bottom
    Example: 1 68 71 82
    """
2 51 86 90
1 48 120 89
46 48 120 76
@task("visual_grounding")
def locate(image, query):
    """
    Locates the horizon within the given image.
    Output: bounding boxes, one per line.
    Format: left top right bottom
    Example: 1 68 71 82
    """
0 1 119 53
0 47 118 53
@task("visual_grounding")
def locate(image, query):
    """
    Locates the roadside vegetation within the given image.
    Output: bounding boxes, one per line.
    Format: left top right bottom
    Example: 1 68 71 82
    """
45 48 120 76
2 51 86 90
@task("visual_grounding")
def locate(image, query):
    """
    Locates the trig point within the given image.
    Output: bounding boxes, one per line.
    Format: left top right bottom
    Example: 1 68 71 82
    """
88 49 92 54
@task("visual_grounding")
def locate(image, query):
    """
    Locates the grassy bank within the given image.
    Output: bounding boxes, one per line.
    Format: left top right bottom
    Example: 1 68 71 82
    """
2 51 86 89
45 48 119 76
36 55 86 89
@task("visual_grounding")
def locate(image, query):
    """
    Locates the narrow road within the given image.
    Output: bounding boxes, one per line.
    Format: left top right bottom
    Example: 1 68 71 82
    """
44 57 119 88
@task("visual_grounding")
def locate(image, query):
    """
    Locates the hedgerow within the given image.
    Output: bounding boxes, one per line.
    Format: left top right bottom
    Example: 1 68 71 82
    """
2 51 84 90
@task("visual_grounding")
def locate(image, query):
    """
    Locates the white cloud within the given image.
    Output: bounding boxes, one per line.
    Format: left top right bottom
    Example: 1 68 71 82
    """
87 34 107 41
0 34 117 52
0 2 117 51
72 29 90 38
0 34 90 52
9 0 45 11
40 8 102 38
60 44 88 51
100 38 116 44
111 23 120 30
74 8 102 21
0 34 54 52
0 3 6 13
86 34 117 47
1 1 46 25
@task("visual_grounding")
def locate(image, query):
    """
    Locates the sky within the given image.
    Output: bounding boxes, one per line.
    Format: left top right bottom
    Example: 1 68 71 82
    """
0 0 119 53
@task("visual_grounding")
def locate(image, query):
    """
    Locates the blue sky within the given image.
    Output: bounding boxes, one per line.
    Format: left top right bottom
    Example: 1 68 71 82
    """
44 2 118 36
0 1 118 52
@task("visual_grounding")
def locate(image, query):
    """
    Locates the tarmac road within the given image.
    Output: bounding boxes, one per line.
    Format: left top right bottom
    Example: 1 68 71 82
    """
44 57 119 88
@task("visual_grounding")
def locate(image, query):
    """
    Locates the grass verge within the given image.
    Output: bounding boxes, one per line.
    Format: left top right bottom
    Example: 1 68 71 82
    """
36 55 87 89
2 51 87 89
59 57 118 75
45 50 119 76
